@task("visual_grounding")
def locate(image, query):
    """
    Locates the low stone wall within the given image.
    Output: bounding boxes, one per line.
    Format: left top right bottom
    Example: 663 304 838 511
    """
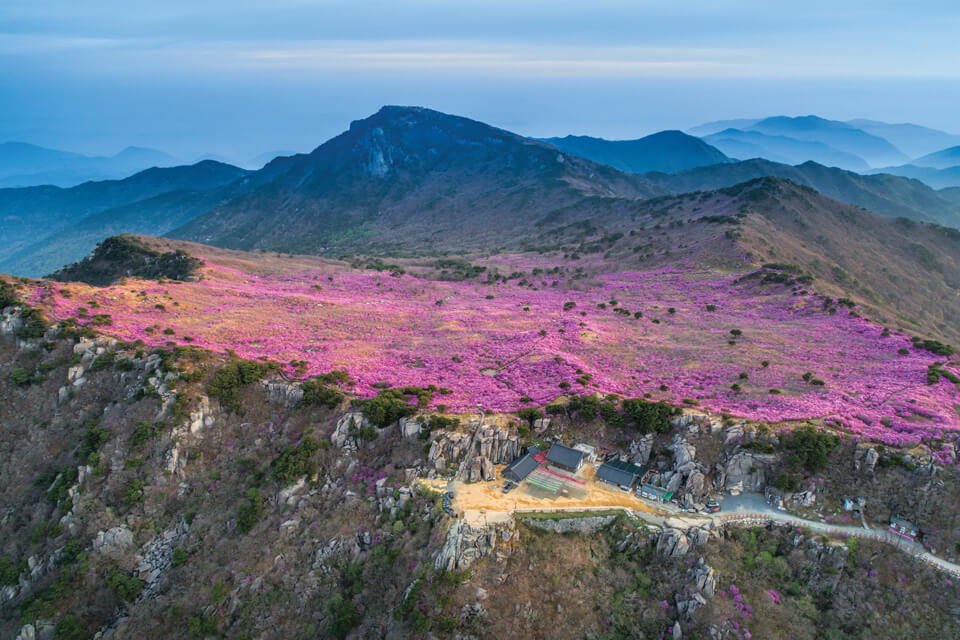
519 513 618 534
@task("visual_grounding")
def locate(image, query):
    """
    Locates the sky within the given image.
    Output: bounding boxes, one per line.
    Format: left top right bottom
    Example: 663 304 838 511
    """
1 0 959 164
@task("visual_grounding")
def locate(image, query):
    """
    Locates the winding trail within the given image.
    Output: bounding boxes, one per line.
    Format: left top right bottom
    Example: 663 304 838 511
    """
714 493 960 577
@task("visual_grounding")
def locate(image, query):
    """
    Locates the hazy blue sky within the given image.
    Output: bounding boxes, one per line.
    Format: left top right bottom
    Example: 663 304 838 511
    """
2 1 959 163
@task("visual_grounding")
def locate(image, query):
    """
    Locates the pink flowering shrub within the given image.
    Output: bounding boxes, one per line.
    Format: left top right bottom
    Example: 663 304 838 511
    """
30 254 960 444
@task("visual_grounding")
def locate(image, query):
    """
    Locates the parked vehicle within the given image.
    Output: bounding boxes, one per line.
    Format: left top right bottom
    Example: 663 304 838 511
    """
705 500 721 513
502 481 516 494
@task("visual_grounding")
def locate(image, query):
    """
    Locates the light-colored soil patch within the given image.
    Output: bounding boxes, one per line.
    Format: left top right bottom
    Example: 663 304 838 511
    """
443 464 666 526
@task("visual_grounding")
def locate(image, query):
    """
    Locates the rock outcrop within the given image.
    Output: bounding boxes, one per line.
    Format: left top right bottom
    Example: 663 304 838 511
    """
93 526 135 560
521 514 617 534
399 417 422 440
656 528 691 557
630 433 655 466
854 443 879 473
676 557 718 619
330 412 369 451
434 520 513 571
427 422 520 482
720 451 776 494
262 379 304 407
135 518 190 595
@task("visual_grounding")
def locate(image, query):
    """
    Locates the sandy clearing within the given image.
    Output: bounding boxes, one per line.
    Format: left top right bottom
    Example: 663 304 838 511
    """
420 464 672 526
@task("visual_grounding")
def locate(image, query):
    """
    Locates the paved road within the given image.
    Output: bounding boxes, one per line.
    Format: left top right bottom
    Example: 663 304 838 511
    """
713 493 960 577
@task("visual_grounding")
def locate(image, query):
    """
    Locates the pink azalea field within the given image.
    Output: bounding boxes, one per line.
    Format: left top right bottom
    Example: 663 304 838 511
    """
26 250 960 447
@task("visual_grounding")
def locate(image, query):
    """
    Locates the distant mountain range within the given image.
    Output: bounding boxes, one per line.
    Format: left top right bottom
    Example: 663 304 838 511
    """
0 161 250 276
642 159 960 228
3 106 960 278
0 142 181 187
539 131 732 174
170 106 660 255
702 128 870 171
689 116 960 179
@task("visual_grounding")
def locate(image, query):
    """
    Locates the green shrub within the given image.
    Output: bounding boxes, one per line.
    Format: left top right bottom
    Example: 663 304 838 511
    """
742 440 776 453
0 556 21 586
76 426 108 464
10 367 38 386
784 426 840 471
122 478 144 507
89 351 116 372
130 421 160 448
357 387 430 428
237 488 265 533
517 407 541 426
622 398 679 434
105 568 144 602
207 359 280 413
17 308 48 339
0 280 20 308
270 438 321 485
300 377 345 409
913 338 954 356
188 614 218 639
53 616 90 640
172 548 188 568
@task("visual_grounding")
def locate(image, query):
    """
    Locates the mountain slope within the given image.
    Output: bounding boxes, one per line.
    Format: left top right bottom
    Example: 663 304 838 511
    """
0 161 249 273
643 159 960 227
912 145 960 170
0 142 179 187
687 118 761 136
702 128 869 170
746 116 907 167
847 119 960 158
170 106 662 254
723 178 960 342
0 182 254 278
540 130 731 174
870 164 960 190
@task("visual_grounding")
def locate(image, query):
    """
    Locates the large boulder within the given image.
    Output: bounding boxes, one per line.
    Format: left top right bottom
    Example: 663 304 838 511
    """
631 433 655 466
671 438 697 470
434 521 509 571
656 528 691 557
93 526 135 560
723 452 773 494
262 380 304 407
684 469 706 499
399 417 422 439
331 412 367 450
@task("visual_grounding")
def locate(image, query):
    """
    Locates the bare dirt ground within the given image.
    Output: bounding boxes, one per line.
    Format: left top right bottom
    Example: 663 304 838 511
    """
423 464 668 526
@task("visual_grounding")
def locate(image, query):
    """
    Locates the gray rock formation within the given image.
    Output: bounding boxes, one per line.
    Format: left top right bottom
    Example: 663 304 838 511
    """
671 437 697 470
93 526 135 560
331 412 368 450
262 379 304 406
533 417 551 434
854 443 879 473
431 423 520 482
676 557 718 619
656 528 691 557
14 624 35 640
399 417 422 440
630 433 655 466
135 518 190 595
434 521 511 571
521 514 617 534
722 451 776 494
684 469 706 499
